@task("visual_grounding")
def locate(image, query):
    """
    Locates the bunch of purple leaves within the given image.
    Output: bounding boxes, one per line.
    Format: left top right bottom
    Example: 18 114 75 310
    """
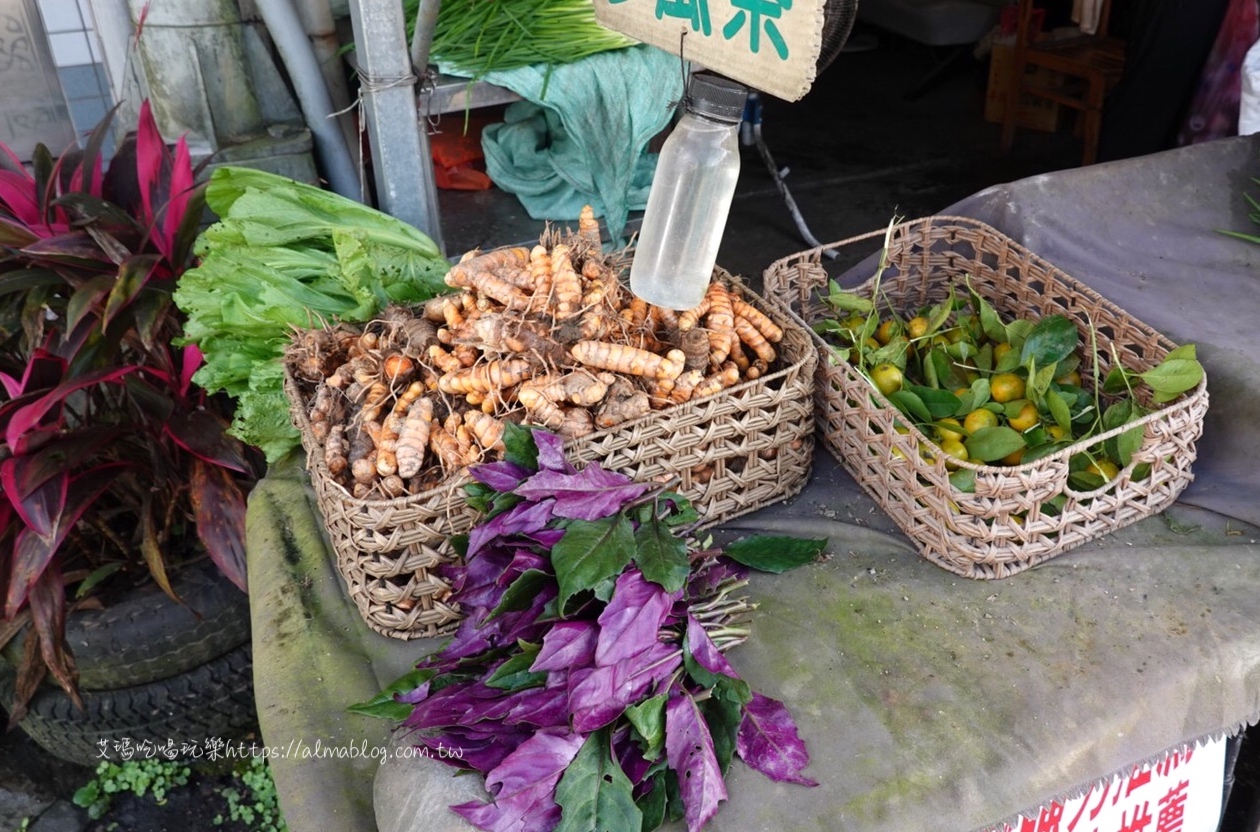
352 425 824 832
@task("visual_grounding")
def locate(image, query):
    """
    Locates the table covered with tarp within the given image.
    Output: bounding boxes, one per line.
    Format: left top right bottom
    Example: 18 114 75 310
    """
246 133 1260 832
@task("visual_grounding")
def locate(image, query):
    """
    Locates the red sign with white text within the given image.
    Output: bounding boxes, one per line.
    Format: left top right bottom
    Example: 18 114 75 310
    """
1002 738 1225 832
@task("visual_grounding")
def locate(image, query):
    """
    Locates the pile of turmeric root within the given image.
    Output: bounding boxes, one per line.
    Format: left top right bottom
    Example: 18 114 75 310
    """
288 208 786 500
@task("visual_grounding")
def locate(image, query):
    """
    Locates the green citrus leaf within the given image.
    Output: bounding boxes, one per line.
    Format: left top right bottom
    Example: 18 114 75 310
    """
1101 366 1131 395
887 389 931 423
949 468 976 492
904 384 963 420
1138 357 1204 397
1020 315 1078 368
973 292 1007 343
1046 389 1072 432
1005 318 1034 351
1164 343 1197 361
1115 423 1145 467
964 426 1027 463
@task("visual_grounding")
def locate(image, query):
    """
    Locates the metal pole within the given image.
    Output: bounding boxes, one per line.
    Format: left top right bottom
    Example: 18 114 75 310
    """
345 0 444 251
409 0 441 73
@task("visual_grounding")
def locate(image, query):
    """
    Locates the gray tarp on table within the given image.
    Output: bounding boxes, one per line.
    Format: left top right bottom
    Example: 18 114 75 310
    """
247 134 1260 832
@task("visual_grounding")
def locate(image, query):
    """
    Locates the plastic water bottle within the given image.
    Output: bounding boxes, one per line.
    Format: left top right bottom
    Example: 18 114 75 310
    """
630 72 748 311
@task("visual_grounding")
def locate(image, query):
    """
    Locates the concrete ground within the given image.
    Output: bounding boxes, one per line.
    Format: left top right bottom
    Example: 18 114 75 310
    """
9 22 1225 832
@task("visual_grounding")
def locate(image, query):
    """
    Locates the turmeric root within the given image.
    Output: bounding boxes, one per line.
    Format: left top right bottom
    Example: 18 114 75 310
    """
445 247 530 289
309 385 344 443
693 362 741 400
595 378 652 428
382 352 415 384
558 406 595 439
677 296 711 331
358 381 391 424
578 204 601 250
463 410 506 453
467 270 533 311
734 314 777 364
621 296 649 328
669 369 706 404
470 313 569 365
731 297 784 343
550 244 583 319
438 358 535 396
396 397 433 479
324 424 348 477
349 427 377 486
522 371 614 407
571 341 684 381
429 422 475 475
677 328 710 372
518 385 568 431
528 245 553 309
703 282 737 365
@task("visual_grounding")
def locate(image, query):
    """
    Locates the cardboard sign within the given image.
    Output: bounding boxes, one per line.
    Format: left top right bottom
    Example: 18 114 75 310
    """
1001 738 1225 832
593 0 826 101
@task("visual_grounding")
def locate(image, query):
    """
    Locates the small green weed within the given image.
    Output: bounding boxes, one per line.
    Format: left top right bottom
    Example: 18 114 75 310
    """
69 752 287 831
214 756 288 831
72 759 191 819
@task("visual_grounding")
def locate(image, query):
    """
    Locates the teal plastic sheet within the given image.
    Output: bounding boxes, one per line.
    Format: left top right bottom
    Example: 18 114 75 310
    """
455 45 684 244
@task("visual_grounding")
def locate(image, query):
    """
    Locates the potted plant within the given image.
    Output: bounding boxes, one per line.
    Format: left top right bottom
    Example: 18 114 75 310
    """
0 101 262 737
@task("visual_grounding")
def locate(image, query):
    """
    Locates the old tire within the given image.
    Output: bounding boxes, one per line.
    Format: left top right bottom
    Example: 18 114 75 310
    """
2 559 251 690
0 642 257 766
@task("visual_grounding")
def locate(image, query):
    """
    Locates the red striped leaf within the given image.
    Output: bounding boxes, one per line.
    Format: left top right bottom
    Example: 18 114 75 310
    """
190 459 248 592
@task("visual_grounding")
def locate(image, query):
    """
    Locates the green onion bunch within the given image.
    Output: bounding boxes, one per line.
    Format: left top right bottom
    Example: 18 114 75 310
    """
408 0 636 78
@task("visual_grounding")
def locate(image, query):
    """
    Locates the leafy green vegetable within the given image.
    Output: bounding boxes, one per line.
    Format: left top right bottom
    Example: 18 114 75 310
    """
174 167 450 461
551 515 636 612
554 730 643 832
403 0 634 81
346 668 436 720
625 695 668 762
633 513 691 593
722 536 826 573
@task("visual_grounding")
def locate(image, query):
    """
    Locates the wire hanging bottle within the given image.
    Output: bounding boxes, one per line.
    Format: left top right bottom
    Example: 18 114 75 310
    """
630 72 749 311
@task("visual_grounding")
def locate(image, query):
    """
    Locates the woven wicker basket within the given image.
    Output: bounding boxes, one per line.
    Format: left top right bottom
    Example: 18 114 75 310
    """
763 216 1209 579
285 277 816 639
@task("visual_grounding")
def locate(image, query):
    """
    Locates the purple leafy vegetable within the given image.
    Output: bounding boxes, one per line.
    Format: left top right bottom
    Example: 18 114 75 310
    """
467 499 555 561
531 621 599 673
665 693 728 832
470 460 532 492
354 429 825 832
533 430 575 474
595 569 680 667
569 642 681 733
684 613 738 678
515 464 650 521
452 728 585 832
736 691 818 787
